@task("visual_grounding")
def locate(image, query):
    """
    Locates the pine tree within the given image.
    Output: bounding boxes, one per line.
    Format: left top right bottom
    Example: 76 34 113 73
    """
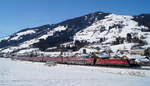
127 33 132 43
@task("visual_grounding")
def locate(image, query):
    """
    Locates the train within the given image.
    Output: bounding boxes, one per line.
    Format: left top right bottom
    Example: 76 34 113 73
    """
12 54 141 67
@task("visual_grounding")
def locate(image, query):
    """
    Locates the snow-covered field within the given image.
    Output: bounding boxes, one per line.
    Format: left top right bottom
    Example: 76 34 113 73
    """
0 58 150 86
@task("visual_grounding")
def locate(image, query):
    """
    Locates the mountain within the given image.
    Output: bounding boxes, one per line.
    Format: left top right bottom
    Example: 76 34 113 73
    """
0 12 150 56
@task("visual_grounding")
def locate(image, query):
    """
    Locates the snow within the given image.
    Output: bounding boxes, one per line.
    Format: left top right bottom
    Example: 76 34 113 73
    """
77 47 98 54
0 30 40 54
42 51 75 57
142 32 150 45
17 48 39 54
1 38 40 54
40 52 61 57
17 30 36 36
0 37 9 42
0 58 150 86
19 39 39 48
1 47 21 53
1 38 40 53
74 14 148 43
96 53 110 58
1 14 150 57
54 26 67 32
39 26 67 40
124 54 150 62
110 43 135 52
10 30 36 40
60 42 74 47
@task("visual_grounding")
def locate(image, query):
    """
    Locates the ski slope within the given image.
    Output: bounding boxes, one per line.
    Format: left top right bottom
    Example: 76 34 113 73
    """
0 58 150 86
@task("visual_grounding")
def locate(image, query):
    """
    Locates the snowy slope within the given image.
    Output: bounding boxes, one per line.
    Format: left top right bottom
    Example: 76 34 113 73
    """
10 30 36 40
39 26 67 40
0 26 68 53
110 43 135 52
0 37 9 42
74 14 148 43
0 58 150 86
0 12 150 55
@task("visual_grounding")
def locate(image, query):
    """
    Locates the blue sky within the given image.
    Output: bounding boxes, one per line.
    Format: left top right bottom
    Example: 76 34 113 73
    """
0 0 150 37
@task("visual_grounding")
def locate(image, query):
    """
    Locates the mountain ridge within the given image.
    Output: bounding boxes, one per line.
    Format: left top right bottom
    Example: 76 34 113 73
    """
0 11 150 56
